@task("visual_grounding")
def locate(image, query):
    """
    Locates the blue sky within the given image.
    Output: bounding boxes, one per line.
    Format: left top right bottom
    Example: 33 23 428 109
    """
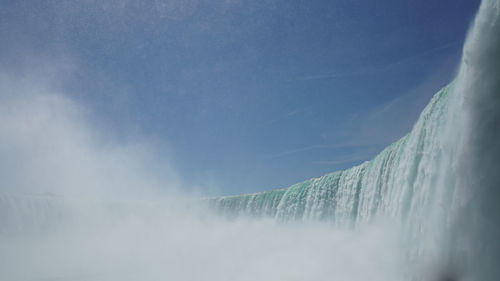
0 0 480 195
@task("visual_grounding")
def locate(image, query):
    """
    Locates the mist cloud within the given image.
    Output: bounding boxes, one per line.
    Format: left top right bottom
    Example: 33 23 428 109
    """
0 61 180 199
0 57 406 281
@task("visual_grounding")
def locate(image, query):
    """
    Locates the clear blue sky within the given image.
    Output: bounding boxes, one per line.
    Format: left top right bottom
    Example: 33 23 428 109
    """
0 0 480 195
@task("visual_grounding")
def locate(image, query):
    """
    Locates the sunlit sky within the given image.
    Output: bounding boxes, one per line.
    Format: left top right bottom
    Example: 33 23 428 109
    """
0 0 480 195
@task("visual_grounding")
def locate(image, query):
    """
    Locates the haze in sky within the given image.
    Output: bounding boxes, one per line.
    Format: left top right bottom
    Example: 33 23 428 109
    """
0 0 480 195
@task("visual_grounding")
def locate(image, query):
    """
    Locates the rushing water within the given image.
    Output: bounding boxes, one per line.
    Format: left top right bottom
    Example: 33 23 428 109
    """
211 0 500 279
210 86 452 226
0 0 499 280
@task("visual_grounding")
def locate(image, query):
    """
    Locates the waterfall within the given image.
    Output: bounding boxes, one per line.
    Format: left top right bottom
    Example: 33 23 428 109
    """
0 0 498 280
210 0 500 279
210 86 452 225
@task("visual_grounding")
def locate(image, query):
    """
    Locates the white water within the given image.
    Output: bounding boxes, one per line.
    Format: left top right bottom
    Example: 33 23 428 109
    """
1 0 499 280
